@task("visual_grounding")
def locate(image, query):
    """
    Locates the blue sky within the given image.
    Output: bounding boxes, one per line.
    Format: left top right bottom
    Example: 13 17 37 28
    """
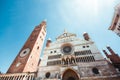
0 0 120 73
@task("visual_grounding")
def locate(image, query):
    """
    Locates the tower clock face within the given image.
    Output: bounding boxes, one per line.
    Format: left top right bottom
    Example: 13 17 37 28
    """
61 44 73 55
20 48 30 57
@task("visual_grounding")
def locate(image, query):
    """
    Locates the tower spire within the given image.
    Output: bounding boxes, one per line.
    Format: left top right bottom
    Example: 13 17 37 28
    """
106 46 116 55
103 49 109 58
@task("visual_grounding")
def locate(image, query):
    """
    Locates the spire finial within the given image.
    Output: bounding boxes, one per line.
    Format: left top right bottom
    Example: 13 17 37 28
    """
64 29 67 33
43 19 47 22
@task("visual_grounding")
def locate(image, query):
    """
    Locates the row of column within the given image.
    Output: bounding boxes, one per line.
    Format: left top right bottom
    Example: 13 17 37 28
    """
76 56 95 62
47 60 61 66
47 56 95 66
75 50 92 56
62 56 95 65
62 57 76 65
0 75 35 80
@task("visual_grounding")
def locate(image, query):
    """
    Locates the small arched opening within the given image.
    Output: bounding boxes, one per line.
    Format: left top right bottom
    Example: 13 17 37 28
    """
71 57 76 64
62 58 66 65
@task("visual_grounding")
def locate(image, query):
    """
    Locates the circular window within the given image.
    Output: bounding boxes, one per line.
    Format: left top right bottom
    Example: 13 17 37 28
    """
87 45 89 47
45 72 50 78
54 50 57 53
20 48 30 57
37 46 39 50
83 46 85 48
50 51 53 53
63 46 72 53
61 43 73 55
92 68 99 74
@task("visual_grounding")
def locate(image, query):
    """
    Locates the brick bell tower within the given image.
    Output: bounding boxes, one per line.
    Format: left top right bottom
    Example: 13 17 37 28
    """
7 21 47 73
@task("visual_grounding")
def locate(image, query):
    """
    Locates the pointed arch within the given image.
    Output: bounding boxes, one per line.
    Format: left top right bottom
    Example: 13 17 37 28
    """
62 68 80 80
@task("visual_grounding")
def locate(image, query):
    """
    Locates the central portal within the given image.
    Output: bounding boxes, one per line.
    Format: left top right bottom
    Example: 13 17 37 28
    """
62 69 79 80
67 77 75 80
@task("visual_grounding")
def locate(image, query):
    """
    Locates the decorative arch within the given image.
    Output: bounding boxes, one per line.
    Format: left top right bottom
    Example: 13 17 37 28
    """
66 57 70 65
62 58 66 65
62 68 80 80
71 57 76 64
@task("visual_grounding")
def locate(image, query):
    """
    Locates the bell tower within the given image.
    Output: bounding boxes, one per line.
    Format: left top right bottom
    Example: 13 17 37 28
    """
7 21 47 73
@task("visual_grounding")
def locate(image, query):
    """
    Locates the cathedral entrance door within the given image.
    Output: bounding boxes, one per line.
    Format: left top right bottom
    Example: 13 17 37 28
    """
67 77 75 80
62 69 79 80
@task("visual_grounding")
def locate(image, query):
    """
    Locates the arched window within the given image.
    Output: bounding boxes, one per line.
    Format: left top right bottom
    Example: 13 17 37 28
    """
45 72 50 78
92 68 99 74
71 57 75 64
62 58 66 65
66 58 69 65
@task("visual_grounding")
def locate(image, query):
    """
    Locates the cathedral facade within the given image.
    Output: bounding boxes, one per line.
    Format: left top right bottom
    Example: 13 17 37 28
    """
37 30 120 80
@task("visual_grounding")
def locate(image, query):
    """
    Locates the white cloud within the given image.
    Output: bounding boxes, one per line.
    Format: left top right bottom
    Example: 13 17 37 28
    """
57 0 101 30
